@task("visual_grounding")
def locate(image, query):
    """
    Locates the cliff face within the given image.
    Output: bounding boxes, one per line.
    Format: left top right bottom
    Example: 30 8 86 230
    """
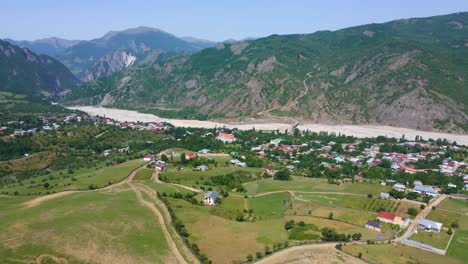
82 50 136 82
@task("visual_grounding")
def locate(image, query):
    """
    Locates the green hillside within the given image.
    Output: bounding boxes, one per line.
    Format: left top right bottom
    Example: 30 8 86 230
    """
0 40 80 98
66 12 468 133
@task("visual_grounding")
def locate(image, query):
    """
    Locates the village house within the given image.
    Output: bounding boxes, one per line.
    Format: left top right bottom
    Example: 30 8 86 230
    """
377 211 403 226
203 191 218 205
263 165 274 175
216 132 236 143
414 185 439 196
393 183 406 192
155 161 166 171
418 218 443 232
380 192 390 199
143 154 155 161
197 165 209 171
365 220 382 232
186 152 196 160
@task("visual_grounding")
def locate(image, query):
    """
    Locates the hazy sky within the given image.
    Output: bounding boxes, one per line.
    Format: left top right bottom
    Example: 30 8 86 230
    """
2 0 468 41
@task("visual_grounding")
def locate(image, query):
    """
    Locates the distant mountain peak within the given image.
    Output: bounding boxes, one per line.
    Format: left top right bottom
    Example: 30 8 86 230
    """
102 26 170 40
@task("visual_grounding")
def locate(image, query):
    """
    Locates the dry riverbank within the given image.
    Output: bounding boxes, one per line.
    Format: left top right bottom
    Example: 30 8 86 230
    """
69 106 468 145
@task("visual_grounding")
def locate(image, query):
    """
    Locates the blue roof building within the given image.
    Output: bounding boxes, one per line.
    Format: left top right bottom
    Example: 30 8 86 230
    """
203 191 218 205
414 185 438 196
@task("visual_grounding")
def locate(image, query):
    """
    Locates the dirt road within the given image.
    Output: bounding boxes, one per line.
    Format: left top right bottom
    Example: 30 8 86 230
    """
153 170 200 193
23 161 149 208
255 243 365 264
396 194 447 242
129 183 188 264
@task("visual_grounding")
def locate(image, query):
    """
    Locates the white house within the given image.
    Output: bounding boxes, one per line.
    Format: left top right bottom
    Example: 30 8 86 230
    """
203 191 218 205
393 183 406 192
197 165 209 171
418 218 442 232
414 185 438 197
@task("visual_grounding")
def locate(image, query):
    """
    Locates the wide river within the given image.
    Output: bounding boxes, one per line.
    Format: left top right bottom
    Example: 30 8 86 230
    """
69 106 468 145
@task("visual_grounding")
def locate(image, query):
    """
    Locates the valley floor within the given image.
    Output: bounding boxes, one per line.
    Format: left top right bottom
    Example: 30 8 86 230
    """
68 106 468 145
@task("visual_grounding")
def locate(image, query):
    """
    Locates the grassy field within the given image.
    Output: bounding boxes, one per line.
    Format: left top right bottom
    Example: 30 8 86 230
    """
167 197 288 264
0 151 55 172
286 215 387 241
0 185 175 263
133 169 153 181
144 181 194 196
410 229 452 249
447 229 468 260
0 159 145 195
342 243 462 264
161 166 261 187
244 177 391 196
426 209 462 228
438 198 468 214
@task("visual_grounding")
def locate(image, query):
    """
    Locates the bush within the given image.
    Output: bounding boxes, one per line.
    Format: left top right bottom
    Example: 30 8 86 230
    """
284 220 295 230
274 170 291 181
256 252 262 259
407 208 418 216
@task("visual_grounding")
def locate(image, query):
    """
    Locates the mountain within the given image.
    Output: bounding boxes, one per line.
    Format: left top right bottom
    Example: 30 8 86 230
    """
0 40 80 98
4 37 80 56
180 36 218 49
56 27 215 80
66 12 468 133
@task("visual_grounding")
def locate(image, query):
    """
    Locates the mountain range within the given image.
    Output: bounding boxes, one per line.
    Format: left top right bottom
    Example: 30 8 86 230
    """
5 27 218 81
0 39 79 98
64 12 468 133
1 12 467 133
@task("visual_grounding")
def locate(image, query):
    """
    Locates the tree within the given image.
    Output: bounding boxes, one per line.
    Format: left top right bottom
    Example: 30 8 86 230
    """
284 220 295 230
420 204 426 210
328 212 334 220
181 153 187 164
161 154 169 162
43 182 50 188
367 193 373 198
274 170 291 181
352 233 362 240
358 252 363 259
447 227 453 235
265 246 271 255
246 253 253 261
407 208 418 217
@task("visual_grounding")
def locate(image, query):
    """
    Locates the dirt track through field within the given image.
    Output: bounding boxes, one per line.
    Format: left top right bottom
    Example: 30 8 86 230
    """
153 171 200 193
129 183 188 264
255 243 365 264
23 162 149 208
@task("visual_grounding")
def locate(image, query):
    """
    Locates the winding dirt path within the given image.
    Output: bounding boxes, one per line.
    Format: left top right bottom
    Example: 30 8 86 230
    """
255 243 365 264
232 190 367 198
23 161 149 208
396 194 447 242
153 170 200 193
129 183 188 264
293 71 314 106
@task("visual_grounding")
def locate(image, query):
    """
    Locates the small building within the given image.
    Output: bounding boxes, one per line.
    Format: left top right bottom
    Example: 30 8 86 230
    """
198 149 211 154
380 192 390 199
216 132 236 143
418 218 442 232
155 161 166 171
197 165 209 171
402 219 411 229
263 165 274 175
414 180 423 186
143 154 155 161
414 185 439 197
377 211 403 226
186 152 196 160
13 129 26 136
393 183 406 192
203 191 218 205
365 220 381 232
447 183 457 188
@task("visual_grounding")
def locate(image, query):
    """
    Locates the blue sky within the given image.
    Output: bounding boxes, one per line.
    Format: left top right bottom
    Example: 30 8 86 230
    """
2 0 468 41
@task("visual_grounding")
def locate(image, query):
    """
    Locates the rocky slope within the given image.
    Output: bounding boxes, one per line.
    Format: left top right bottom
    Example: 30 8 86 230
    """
66 13 468 133
0 40 80 98
56 27 216 81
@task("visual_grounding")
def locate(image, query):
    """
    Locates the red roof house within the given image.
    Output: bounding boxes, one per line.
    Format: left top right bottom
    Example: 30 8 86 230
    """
186 152 196 160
